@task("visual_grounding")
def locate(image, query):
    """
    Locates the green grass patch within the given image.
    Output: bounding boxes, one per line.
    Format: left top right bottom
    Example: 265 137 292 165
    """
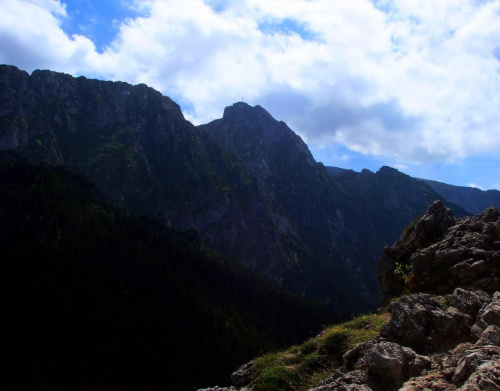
250 314 388 391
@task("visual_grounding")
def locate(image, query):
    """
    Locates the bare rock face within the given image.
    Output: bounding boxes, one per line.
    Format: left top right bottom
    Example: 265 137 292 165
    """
230 361 254 388
380 293 473 354
310 288 499 391
472 292 500 339
458 360 500 391
377 200 456 302
311 370 373 391
451 288 491 320
309 204 500 391
361 342 431 387
378 202 500 302
474 325 500 347
452 345 500 383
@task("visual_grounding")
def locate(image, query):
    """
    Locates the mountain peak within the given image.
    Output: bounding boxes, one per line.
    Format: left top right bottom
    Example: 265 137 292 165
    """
222 101 273 121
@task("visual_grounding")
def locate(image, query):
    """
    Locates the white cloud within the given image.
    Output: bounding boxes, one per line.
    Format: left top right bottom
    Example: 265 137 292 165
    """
0 0 99 74
1 0 500 168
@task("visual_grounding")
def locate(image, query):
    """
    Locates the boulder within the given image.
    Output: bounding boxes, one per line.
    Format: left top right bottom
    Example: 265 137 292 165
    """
381 293 473 354
451 288 491 320
474 325 500 347
343 336 384 371
458 360 500 391
361 342 430 387
309 370 373 391
471 292 500 339
231 360 254 388
452 346 500 383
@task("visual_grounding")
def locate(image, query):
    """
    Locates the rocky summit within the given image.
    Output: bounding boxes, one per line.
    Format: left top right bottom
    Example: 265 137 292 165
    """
201 203 500 390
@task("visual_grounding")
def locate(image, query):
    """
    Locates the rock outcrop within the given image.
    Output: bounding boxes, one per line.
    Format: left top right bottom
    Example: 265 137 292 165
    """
311 202 500 391
378 201 500 302
204 205 500 391
380 293 473 354
308 287 500 391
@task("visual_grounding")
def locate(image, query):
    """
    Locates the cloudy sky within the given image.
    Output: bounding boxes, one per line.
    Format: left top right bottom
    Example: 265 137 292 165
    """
2 0 500 189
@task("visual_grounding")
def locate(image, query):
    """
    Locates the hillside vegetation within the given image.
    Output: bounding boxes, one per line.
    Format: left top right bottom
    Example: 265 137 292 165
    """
0 155 341 390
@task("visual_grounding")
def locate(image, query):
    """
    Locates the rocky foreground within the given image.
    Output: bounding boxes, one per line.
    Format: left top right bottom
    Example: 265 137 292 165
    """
200 202 500 390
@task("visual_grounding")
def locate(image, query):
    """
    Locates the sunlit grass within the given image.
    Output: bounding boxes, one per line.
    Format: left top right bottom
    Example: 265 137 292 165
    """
250 314 388 391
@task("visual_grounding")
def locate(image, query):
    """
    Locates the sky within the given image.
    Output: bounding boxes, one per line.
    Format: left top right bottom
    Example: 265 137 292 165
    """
2 0 500 189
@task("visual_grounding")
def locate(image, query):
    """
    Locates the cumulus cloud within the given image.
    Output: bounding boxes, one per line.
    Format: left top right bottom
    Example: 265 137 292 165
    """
1 0 500 167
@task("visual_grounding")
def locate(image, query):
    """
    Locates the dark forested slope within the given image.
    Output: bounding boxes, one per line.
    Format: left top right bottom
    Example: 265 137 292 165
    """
0 152 337 390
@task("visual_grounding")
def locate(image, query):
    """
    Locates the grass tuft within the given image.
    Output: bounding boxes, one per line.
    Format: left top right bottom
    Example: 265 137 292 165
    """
249 314 388 391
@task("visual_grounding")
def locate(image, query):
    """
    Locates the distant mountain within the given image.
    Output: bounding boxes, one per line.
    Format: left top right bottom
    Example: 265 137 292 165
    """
418 178 500 214
0 151 336 390
327 166 469 244
199 102 382 309
0 64 471 312
328 165 500 216
0 65 376 311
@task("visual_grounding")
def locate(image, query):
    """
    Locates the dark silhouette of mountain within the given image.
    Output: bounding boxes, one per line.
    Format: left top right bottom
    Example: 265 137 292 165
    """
418 178 500 214
327 166 469 245
0 65 378 311
0 64 473 312
327 166 500 217
0 151 338 390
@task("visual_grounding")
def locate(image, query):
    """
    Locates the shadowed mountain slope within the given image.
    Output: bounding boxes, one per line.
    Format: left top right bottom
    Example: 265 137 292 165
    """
418 178 500 214
0 65 375 310
0 151 338 390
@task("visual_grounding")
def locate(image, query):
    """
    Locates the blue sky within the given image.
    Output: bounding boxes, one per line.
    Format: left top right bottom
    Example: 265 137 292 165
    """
2 0 500 189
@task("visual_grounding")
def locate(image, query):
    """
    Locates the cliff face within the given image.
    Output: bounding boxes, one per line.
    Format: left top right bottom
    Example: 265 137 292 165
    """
330 166 469 245
378 201 500 302
0 65 377 309
200 102 380 307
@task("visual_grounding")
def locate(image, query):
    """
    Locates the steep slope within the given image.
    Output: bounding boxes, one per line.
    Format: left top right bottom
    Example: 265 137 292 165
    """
0 151 337 390
0 65 377 310
0 66 307 299
199 103 379 309
419 178 500 214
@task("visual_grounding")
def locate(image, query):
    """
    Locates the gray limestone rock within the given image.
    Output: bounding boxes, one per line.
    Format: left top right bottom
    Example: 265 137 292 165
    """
361 342 430 387
381 293 473 354
231 360 254 388
453 346 500 383
458 360 500 391
309 370 374 391
451 288 491 320
474 325 500 347
472 292 500 339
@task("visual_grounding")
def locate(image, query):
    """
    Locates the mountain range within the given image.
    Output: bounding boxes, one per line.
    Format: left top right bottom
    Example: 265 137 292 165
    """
1 64 497 313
